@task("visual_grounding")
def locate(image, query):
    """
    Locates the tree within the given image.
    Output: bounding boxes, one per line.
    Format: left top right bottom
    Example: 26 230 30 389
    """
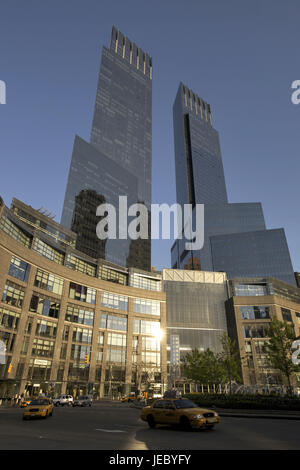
262 317 300 396
218 334 241 393
182 348 223 385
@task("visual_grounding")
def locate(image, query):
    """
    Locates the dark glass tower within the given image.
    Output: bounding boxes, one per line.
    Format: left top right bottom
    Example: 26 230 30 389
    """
61 26 152 270
171 83 295 285
173 83 228 207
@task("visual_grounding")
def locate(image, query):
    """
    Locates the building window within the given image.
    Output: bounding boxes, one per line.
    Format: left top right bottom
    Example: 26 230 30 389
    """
34 269 64 295
96 350 103 364
107 332 127 347
72 327 93 343
0 331 16 352
65 305 94 326
2 281 25 308
29 294 60 319
133 319 160 336
8 256 30 282
101 292 128 311
32 238 64 265
25 318 33 334
98 332 104 345
100 313 127 332
70 344 91 361
106 348 126 364
63 325 69 341
27 359 52 381
69 283 96 304
254 340 268 355
60 343 67 360
98 266 127 285
141 351 160 365
130 273 161 291
21 337 29 354
142 336 161 351
0 307 20 330
281 308 292 322
240 306 270 320
0 216 31 247
243 324 269 338
133 298 160 316
32 338 55 358
66 254 96 277
35 319 57 338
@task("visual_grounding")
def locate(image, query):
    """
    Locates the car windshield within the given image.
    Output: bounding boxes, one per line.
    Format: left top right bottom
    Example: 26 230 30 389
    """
78 396 86 400
174 399 198 409
30 399 49 405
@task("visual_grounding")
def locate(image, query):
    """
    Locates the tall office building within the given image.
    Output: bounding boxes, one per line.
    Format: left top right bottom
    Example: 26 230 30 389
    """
61 26 152 270
171 83 295 285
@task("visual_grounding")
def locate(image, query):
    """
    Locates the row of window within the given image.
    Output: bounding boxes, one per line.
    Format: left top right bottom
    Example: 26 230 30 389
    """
0 216 31 247
5 256 162 315
129 273 161 292
240 306 270 320
243 324 269 338
0 218 161 292
240 306 300 324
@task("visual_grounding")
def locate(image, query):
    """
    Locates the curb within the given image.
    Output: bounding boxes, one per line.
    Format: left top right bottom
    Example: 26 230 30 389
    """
217 412 300 420
131 404 300 420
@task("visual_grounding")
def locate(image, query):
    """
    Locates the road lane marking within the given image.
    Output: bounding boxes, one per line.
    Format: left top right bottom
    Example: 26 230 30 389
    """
95 429 127 433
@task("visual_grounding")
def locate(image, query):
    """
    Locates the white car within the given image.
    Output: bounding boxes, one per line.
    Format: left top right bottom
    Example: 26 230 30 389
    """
53 394 73 406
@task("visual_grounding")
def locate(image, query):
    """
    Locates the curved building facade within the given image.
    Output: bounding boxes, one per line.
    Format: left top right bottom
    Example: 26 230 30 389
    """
0 198 166 399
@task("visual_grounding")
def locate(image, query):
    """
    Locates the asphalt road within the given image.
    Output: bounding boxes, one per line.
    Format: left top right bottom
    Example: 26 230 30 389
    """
0 402 299 450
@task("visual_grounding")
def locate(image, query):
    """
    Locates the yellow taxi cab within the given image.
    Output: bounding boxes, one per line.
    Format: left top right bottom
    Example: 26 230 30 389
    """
121 393 142 403
23 398 54 420
141 398 220 430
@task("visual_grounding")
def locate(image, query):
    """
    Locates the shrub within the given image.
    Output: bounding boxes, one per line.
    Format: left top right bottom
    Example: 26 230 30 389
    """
183 393 300 410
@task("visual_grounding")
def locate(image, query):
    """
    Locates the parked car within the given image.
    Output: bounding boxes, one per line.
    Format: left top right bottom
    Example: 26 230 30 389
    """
53 394 73 406
121 393 142 402
141 398 220 430
19 397 35 408
72 396 92 407
23 398 54 420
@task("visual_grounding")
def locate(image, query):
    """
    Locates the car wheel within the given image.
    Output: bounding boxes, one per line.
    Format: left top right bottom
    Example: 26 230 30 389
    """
180 416 191 431
206 425 214 430
147 415 156 429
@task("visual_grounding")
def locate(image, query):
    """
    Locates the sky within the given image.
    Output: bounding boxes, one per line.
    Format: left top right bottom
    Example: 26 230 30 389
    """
0 0 299 272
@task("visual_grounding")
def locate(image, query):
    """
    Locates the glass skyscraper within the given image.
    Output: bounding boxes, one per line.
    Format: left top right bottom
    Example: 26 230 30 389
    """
171 83 295 285
61 26 152 270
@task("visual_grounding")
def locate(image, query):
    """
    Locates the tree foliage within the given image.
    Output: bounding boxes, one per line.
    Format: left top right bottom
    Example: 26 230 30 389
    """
182 334 242 388
218 334 241 391
182 348 223 384
262 317 300 395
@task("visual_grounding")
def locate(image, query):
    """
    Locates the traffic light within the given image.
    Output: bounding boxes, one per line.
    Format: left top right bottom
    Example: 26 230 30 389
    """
7 363 12 374
84 354 89 364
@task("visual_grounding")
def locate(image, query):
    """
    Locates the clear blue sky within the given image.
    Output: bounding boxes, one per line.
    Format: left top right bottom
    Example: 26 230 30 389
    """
0 0 299 271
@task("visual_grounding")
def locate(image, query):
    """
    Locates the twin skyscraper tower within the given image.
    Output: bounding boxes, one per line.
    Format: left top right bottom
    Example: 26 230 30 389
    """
61 26 295 285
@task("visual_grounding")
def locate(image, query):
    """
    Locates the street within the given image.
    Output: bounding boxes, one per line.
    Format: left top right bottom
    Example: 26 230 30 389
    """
0 402 299 450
